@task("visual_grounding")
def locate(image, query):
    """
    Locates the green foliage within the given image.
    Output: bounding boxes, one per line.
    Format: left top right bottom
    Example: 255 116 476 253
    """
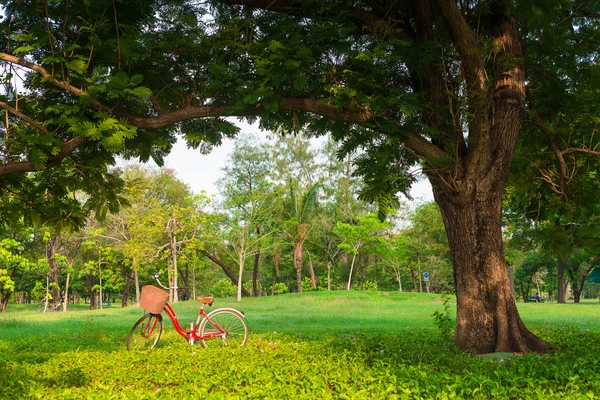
212 278 236 298
361 280 378 291
273 282 288 295
0 239 31 300
432 295 455 344
301 277 321 292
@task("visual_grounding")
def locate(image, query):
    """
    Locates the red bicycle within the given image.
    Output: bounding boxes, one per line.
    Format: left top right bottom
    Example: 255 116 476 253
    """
126 274 248 351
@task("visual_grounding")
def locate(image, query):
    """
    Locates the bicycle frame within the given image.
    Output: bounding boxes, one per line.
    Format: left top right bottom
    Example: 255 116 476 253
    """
159 301 226 344
143 274 233 345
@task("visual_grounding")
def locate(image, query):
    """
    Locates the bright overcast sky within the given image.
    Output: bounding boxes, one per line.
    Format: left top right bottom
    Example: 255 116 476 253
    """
156 122 433 203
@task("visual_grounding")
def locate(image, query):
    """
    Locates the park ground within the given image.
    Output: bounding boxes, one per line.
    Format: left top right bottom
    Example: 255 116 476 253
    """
1 291 600 399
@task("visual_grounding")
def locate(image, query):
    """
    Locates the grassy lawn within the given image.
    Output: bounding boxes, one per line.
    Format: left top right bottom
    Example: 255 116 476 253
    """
1 291 599 399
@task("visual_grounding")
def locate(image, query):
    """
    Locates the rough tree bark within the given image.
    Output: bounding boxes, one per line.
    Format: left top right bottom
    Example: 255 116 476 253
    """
425 0 548 354
122 273 133 307
557 256 568 303
293 235 305 292
85 275 96 310
293 224 310 292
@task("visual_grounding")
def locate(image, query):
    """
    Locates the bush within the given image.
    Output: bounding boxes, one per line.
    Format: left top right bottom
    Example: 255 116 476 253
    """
273 282 288 295
302 277 320 292
362 281 378 291
211 279 236 298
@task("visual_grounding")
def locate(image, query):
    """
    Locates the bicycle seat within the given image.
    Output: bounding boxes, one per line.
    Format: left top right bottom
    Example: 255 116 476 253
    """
196 297 214 306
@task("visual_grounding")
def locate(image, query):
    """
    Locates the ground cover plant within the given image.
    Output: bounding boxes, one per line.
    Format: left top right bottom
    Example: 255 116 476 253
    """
1 291 600 399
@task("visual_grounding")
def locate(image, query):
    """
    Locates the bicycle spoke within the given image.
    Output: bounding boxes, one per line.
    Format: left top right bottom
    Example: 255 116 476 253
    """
127 314 163 351
199 309 248 348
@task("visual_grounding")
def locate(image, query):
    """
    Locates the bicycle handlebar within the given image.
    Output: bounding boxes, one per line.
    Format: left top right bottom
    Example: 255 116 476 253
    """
152 272 188 291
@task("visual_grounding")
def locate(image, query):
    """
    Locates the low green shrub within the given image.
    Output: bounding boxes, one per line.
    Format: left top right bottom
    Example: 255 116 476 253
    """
432 294 454 344
273 282 288 295
211 278 236 298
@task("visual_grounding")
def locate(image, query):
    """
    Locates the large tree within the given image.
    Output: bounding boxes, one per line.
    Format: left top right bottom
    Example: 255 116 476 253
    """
3 0 598 353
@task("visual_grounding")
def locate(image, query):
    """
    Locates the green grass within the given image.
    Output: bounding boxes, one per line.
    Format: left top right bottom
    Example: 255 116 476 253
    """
1 291 600 399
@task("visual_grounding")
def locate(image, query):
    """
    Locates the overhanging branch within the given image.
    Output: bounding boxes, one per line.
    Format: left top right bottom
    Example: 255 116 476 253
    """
0 137 87 176
0 101 50 134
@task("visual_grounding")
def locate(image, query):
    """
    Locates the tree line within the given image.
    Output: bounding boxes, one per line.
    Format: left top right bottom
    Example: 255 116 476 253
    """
1 133 454 312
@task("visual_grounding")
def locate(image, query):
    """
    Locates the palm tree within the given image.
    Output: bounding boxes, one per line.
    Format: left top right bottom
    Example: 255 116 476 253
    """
283 183 322 292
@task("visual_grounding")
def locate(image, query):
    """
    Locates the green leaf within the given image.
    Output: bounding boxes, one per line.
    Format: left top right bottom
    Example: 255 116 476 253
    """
13 46 35 55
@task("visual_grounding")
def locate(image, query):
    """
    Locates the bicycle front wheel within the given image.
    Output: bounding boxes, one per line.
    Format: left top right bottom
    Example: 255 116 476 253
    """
127 313 163 351
199 308 248 348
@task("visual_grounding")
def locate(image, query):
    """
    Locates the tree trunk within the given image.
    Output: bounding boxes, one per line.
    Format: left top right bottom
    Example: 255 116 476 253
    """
1 293 10 312
99 259 103 310
85 275 96 310
507 265 515 297
182 264 190 300
271 249 281 296
252 251 261 297
62 272 70 312
417 1 549 354
346 253 357 290
45 236 61 309
134 269 140 304
557 256 568 303
410 270 417 291
307 251 317 288
570 267 592 304
122 274 133 307
294 236 306 293
434 187 549 354
327 261 332 291
572 286 581 303
237 255 245 302
253 227 261 297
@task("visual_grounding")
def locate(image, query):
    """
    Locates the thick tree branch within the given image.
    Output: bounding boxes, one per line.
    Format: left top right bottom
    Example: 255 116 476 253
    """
414 0 466 159
437 0 489 186
0 136 87 176
404 132 450 162
1 51 447 170
0 52 112 114
436 0 485 94
0 52 375 127
0 101 50 134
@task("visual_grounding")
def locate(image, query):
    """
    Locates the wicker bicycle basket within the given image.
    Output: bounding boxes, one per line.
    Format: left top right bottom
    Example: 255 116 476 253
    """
139 285 169 314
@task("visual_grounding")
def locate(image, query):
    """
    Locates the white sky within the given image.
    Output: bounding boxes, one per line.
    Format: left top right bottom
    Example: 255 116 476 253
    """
159 122 434 204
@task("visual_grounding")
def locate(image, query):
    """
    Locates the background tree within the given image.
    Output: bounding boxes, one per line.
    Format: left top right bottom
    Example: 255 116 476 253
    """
334 214 389 290
282 182 323 292
0 238 30 312
217 134 275 296
394 203 452 293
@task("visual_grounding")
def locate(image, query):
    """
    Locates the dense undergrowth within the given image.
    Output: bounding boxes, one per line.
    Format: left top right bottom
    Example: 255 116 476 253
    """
1 292 599 399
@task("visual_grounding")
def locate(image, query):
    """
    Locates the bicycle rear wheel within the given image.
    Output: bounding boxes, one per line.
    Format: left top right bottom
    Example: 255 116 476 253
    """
127 313 163 351
198 308 248 348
